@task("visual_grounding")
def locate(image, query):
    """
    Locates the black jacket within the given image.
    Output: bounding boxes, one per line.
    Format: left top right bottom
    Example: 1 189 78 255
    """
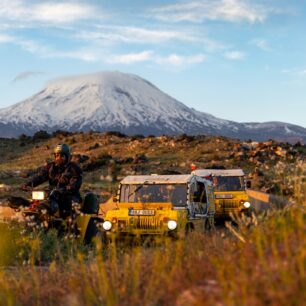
26 161 82 195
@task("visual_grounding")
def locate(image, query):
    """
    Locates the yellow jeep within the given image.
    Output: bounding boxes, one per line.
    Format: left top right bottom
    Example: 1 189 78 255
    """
193 169 251 220
101 174 215 240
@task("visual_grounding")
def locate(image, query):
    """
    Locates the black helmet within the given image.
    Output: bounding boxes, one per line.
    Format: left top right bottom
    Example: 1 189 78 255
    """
54 143 71 159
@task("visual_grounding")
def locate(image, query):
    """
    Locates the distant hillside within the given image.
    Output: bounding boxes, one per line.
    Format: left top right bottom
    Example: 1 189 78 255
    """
0 131 305 202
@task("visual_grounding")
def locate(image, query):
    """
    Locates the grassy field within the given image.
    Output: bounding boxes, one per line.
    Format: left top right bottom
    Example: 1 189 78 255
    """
0 202 305 306
0 132 305 305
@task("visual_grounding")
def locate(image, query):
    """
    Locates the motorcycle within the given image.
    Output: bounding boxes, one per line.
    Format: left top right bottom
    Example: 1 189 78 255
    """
7 188 105 245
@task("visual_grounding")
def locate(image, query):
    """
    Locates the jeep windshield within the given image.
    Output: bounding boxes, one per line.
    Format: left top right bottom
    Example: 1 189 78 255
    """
213 176 245 192
120 184 187 207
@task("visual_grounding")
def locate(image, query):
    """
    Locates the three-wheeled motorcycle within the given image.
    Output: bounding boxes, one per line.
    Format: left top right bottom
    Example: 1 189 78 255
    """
8 188 104 244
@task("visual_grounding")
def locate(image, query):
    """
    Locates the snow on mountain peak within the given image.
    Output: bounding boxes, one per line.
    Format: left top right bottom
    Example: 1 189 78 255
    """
0 71 221 132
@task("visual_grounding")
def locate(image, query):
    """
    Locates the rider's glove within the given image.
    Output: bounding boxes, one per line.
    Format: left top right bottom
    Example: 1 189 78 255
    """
20 183 30 191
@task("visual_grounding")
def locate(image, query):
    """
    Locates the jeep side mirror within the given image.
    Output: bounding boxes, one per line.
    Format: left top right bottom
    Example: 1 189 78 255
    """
246 181 251 189
113 196 118 203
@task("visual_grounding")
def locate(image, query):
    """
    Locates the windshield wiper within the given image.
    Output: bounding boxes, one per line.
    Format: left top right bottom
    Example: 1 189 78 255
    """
127 181 149 199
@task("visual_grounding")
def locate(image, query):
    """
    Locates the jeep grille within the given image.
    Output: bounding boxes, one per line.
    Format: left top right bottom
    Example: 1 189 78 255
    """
132 217 161 229
218 200 240 209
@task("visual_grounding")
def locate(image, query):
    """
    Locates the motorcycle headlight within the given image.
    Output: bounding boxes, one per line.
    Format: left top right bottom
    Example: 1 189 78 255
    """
243 201 251 208
32 191 45 200
102 221 112 231
167 220 177 231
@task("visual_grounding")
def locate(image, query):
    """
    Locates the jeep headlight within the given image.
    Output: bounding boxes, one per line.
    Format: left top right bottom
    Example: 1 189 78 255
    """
243 201 251 208
167 220 177 231
102 221 112 231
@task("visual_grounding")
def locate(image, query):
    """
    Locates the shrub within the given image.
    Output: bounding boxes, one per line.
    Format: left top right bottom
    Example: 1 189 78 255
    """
18 134 31 142
32 130 51 141
52 130 72 137
66 137 77 145
131 134 145 140
88 143 100 150
105 131 127 138
176 134 195 142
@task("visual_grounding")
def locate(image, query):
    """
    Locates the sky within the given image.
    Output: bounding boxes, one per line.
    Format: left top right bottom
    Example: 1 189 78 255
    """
0 0 305 127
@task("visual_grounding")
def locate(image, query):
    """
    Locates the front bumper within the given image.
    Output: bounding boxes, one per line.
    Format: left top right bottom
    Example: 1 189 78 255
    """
215 207 252 219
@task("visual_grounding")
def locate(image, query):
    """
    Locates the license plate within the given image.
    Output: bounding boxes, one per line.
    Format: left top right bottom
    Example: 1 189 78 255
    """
215 194 233 199
128 209 155 216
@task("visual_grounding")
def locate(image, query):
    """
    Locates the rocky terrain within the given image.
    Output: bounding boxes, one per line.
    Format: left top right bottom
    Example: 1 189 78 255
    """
0 131 305 203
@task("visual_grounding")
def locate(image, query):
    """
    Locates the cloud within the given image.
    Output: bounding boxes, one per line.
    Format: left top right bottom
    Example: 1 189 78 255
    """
106 51 154 64
12 71 45 83
0 31 206 66
106 51 206 67
76 26 201 45
297 70 306 76
251 39 272 51
0 32 53 54
0 33 14 42
155 53 206 66
18 39 52 54
0 0 99 25
77 24 228 51
1 23 218 66
75 25 227 55
224 51 245 60
0 33 94 62
282 68 306 77
45 49 100 62
150 0 275 23
31 2 96 24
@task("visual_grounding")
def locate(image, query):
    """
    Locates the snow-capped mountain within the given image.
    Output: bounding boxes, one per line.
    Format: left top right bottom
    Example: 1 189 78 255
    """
0 71 305 143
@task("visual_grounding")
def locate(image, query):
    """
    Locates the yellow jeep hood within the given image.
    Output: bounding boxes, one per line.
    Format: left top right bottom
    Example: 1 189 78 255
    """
117 202 173 209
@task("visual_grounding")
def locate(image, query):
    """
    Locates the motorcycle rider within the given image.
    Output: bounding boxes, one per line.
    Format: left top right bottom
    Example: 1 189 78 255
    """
21 143 82 218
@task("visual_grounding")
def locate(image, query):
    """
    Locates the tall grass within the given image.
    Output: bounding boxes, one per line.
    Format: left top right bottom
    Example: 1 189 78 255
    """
0 202 305 306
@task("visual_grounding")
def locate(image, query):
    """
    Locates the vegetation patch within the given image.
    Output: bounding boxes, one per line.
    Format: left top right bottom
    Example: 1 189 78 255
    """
0 203 304 306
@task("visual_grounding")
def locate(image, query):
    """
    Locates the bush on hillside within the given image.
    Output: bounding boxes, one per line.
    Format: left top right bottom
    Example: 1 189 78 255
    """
32 130 51 141
105 131 127 138
18 134 31 142
131 134 145 140
52 130 73 137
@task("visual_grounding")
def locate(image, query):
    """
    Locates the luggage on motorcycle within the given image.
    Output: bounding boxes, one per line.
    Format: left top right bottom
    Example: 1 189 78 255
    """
82 192 99 214
7 196 30 209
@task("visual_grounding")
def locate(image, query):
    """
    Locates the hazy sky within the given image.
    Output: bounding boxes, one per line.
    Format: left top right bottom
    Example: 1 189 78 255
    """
0 0 305 127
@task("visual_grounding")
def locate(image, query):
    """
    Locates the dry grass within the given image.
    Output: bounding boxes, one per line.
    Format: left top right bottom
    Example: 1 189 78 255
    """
0 202 305 306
